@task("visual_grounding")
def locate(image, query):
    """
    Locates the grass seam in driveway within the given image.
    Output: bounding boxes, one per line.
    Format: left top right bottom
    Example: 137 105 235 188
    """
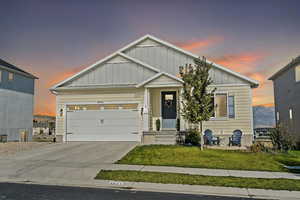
96 170 300 191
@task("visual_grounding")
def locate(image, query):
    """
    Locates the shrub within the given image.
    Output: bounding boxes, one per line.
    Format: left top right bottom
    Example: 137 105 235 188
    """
250 143 268 153
185 129 200 146
270 124 295 152
155 119 161 131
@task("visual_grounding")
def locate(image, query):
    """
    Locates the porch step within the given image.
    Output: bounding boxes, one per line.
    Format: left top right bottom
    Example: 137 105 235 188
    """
155 131 176 145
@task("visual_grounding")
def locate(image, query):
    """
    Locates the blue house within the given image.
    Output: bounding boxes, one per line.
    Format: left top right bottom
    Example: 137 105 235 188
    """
0 59 38 141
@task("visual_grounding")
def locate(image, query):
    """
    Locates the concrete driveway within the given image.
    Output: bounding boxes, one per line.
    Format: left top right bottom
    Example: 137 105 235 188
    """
0 142 137 183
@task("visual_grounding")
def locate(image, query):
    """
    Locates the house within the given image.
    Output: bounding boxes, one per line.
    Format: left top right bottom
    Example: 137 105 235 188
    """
50 35 258 146
269 56 300 143
0 59 38 142
33 115 56 136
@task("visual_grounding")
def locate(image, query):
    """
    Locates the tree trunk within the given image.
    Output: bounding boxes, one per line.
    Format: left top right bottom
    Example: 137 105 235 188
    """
199 121 204 150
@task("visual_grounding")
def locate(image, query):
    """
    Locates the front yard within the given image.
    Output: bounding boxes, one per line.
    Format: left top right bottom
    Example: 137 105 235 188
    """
117 145 300 172
96 170 300 191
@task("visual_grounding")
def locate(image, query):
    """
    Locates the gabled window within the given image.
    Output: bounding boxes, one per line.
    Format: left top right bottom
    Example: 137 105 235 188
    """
296 65 300 82
8 72 14 81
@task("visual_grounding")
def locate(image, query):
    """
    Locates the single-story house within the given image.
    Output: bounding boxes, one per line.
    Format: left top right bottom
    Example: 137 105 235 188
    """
50 35 258 146
0 58 38 142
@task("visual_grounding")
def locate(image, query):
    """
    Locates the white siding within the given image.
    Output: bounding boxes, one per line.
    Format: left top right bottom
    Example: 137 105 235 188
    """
64 55 156 87
124 40 247 85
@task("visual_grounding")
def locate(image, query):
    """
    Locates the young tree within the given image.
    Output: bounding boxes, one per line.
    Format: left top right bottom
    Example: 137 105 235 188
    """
179 57 216 150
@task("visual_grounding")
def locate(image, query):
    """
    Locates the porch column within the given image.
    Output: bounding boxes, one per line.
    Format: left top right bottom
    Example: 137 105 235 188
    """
179 88 184 131
143 88 150 131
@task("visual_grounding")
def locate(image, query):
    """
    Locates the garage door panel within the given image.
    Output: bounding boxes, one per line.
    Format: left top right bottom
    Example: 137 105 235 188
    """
66 107 140 141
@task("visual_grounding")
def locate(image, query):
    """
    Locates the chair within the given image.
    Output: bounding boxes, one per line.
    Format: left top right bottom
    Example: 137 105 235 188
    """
204 129 220 145
229 130 242 146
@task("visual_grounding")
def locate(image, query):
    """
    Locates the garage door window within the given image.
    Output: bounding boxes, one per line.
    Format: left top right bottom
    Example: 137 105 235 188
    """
67 104 137 111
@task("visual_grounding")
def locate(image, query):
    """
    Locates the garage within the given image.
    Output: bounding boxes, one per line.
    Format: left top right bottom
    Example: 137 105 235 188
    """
66 103 140 141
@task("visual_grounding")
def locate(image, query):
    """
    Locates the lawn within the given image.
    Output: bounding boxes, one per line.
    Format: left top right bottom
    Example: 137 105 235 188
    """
96 170 300 191
117 145 300 172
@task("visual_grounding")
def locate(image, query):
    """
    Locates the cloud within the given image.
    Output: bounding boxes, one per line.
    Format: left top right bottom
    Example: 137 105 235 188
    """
211 52 266 74
176 36 224 52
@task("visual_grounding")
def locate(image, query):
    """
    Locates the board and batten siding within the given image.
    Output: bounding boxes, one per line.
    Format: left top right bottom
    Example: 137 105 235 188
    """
63 55 156 87
123 39 247 85
0 88 34 141
55 88 144 141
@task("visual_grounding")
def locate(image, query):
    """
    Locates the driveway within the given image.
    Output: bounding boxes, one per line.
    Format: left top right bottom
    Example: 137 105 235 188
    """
0 142 137 183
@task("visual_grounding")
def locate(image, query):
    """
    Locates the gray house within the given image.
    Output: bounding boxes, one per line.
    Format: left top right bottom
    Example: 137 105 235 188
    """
269 56 300 142
0 59 38 141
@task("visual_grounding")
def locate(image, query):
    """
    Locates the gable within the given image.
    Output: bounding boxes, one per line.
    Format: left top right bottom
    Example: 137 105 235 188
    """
123 39 249 85
145 74 182 87
62 55 156 87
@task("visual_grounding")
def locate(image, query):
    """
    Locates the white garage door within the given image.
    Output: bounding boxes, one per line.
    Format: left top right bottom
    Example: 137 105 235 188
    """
66 104 140 141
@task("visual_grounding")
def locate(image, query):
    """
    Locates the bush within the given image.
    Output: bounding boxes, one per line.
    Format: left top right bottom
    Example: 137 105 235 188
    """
270 124 295 152
156 119 161 131
250 143 268 153
185 129 200 146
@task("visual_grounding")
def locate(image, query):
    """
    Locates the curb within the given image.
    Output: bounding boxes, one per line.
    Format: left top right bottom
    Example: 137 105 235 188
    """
1 177 300 199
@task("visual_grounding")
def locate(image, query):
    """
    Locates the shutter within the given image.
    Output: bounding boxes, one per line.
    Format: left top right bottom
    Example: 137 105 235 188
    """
228 96 235 118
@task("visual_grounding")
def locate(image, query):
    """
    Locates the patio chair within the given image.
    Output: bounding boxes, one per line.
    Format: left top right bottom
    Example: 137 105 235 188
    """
204 129 220 145
229 130 243 146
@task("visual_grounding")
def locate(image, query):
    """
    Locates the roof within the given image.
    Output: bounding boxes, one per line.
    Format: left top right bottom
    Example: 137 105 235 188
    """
269 55 300 80
51 34 259 90
0 58 38 79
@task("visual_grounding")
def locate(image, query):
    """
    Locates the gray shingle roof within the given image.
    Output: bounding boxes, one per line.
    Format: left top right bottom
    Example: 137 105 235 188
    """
269 55 300 80
0 58 38 79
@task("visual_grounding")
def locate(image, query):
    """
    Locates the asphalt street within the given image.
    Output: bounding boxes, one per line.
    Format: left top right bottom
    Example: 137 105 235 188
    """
0 182 260 200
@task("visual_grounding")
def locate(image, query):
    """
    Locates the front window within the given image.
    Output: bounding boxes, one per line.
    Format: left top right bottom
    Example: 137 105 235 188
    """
8 72 14 81
215 93 227 118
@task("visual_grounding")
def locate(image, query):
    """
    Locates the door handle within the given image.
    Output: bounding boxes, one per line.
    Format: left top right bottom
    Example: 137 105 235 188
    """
131 132 139 134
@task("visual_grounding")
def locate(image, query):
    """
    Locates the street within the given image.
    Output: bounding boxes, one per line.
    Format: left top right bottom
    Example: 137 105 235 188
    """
0 183 256 200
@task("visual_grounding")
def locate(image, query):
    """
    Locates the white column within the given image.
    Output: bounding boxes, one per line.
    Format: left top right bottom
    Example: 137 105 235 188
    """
143 88 150 131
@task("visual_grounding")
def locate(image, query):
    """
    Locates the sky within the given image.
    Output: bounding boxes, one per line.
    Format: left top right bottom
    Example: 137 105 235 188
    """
1 0 300 116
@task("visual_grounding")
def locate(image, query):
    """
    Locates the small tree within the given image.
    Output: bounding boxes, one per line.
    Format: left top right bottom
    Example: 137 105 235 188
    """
270 123 295 152
179 57 216 149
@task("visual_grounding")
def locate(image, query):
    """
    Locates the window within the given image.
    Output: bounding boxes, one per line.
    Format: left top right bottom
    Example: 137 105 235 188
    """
289 108 293 119
228 96 235 118
295 65 300 82
215 93 227 118
209 95 215 117
8 72 14 81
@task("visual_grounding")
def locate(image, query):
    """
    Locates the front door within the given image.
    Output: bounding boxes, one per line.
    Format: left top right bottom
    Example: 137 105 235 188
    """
161 91 177 129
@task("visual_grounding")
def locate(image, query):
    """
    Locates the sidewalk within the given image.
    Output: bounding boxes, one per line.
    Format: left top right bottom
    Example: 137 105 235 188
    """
106 164 300 180
2 176 300 199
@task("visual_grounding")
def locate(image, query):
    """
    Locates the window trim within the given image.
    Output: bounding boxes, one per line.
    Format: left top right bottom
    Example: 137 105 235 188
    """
210 91 229 120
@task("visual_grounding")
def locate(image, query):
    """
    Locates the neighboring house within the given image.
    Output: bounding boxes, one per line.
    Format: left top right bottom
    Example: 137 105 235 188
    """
50 35 258 146
269 56 300 142
33 115 56 136
0 59 38 141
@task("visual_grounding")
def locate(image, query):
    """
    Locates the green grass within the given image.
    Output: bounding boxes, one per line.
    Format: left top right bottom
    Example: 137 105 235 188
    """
117 145 300 172
96 170 300 191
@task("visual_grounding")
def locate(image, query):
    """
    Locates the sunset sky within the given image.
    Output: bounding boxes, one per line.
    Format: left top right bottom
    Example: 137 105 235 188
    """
1 0 300 116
